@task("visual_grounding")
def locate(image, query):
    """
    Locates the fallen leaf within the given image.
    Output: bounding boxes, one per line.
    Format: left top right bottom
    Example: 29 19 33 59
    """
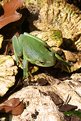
11 101 24 116
0 98 24 116
59 104 77 112
3 98 20 107
0 0 23 29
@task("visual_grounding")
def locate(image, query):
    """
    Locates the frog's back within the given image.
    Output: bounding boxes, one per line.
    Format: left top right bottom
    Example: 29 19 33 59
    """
19 33 55 67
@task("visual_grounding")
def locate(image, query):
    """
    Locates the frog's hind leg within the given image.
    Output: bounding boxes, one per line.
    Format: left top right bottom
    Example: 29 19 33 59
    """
12 35 22 65
23 55 29 79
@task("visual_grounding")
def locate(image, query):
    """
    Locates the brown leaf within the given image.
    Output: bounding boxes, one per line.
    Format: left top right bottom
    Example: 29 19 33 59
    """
0 98 24 116
12 101 24 116
0 0 23 29
3 98 21 107
59 104 77 112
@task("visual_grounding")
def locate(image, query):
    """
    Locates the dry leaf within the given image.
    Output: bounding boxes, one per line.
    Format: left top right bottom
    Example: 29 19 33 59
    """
11 101 24 115
0 98 24 116
0 0 23 29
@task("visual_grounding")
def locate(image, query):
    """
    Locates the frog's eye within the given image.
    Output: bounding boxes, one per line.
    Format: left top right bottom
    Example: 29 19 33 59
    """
35 60 45 65
39 61 45 65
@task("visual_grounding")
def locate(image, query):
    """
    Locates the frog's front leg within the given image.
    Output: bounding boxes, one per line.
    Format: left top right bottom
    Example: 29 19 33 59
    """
23 55 29 79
